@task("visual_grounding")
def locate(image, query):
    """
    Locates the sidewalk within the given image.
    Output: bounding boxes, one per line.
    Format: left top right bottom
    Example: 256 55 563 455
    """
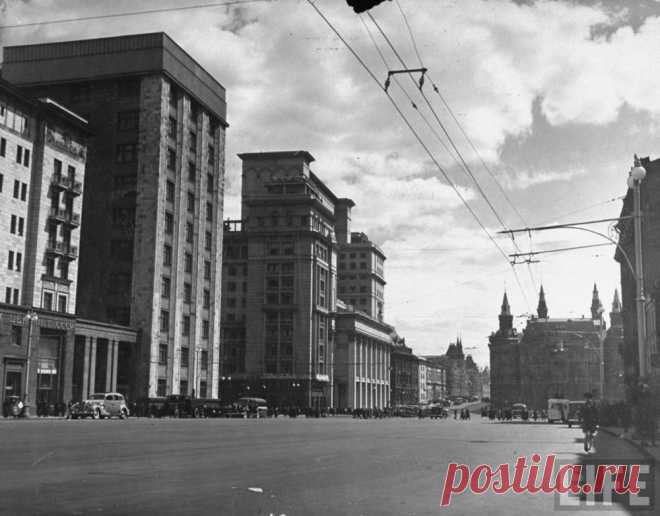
601 425 660 463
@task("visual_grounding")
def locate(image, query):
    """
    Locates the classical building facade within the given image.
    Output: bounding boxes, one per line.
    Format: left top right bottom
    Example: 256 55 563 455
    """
3 33 227 400
221 151 337 409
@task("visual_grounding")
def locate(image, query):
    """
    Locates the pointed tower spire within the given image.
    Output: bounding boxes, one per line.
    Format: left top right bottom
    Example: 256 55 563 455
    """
591 283 604 320
612 289 621 313
499 291 513 332
537 285 548 319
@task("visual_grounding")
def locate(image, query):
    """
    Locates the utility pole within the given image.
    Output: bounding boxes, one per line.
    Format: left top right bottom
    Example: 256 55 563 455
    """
628 157 647 379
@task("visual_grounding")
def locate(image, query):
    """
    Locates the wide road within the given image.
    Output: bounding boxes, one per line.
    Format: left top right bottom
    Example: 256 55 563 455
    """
0 415 656 515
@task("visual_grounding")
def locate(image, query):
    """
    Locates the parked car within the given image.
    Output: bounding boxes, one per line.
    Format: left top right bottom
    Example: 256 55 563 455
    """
237 397 268 418
511 402 528 419
428 404 449 419
71 393 129 419
566 400 586 428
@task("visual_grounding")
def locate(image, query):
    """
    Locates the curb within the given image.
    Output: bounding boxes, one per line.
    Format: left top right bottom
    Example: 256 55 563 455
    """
600 426 657 463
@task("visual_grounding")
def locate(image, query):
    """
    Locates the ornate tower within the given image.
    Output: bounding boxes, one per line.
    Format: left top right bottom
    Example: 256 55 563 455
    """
499 291 513 332
591 283 604 321
537 285 548 319
611 289 622 326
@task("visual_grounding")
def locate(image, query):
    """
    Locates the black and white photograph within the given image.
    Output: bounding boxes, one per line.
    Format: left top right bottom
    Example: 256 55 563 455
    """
0 0 659 514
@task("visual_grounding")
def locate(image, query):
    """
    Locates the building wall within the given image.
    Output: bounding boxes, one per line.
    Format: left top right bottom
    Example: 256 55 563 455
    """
603 313 625 402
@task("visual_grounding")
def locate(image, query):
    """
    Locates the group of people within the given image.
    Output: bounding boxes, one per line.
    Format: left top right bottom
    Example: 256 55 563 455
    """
453 408 471 420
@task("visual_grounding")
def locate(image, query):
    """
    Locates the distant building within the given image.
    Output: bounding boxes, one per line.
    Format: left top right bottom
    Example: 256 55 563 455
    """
603 290 625 402
390 337 419 406
426 361 447 401
465 355 481 398
418 357 428 404
488 292 521 407
221 151 337 410
3 33 228 400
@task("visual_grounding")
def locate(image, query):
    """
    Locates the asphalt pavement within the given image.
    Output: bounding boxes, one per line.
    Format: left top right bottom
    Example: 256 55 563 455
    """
0 416 656 515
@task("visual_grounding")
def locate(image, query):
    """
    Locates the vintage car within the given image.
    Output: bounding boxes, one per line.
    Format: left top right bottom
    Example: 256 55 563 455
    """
71 392 129 419
566 400 586 428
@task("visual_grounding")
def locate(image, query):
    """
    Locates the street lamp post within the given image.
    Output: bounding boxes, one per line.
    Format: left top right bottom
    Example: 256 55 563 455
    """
628 159 647 379
23 310 38 416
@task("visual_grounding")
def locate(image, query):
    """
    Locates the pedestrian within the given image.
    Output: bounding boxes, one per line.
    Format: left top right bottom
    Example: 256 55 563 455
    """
453 409 458 419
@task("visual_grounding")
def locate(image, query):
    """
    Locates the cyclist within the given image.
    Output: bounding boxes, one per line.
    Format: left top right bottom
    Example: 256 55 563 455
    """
581 392 599 452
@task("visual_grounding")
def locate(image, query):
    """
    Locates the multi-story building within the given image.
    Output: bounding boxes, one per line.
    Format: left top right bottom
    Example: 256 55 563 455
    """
0 78 137 412
616 155 660 401
221 151 337 409
337 227 386 320
3 33 227 400
426 362 447 401
390 336 419 406
334 301 391 410
488 292 522 407
418 357 428 404
603 290 625 402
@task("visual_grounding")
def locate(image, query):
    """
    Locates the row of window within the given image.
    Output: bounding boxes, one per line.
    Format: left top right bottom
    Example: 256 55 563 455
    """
161 277 211 307
163 212 214 245
159 310 211 338
0 103 29 136
158 345 209 370
164 184 214 220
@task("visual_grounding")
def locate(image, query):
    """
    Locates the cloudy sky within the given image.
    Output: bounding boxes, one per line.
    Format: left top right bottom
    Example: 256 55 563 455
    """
2 0 660 368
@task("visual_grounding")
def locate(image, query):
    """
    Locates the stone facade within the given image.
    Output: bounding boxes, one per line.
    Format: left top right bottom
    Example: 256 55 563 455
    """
3 34 227 400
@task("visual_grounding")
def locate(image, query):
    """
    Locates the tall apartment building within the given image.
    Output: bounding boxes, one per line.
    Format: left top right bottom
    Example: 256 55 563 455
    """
336 199 386 319
0 78 137 412
0 79 87 313
3 33 227 399
222 151 337 409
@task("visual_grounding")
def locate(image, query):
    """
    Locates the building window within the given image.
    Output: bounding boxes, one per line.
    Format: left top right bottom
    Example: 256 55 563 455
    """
207 174 214 193
13 288 19 305
16 145 22 164
116 143 137 163
0 137 5 157
167 148 176 170
20 183 27 201
201 350 208 370
22 149 30 167
187 192 195 213
59 260 69 280
157 379 167 396
162 276 171 298
0 173 3 192
182 315 191 336
13 180 19 199
160 310 169 332
164 212 173 234
203 289 210 309
166 180 175 202
159 344 168 365
208 145 215 168
5 287 11 303
10 215 16 234
202 320 209 339
7 250 14 270
186 222 194 243
189 131 197 154
204 260 211 280
184 283 192 304
117 110 139 131
206 202 213 222
199 381 207 398
58 295 67 313
45 256 55 277
43 292 53 311
184 253 193 273
180 380 188 395
168 116 177 140
11 325 22 346
18 217 24 236
205 231 212 251
188 161 196 183
15 252 21 272
164 244 172 266
181 347 189 368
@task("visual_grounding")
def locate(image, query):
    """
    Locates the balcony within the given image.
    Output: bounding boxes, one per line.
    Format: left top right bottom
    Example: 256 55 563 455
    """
48 208 81 227
46 241 78 260
51 175 83 196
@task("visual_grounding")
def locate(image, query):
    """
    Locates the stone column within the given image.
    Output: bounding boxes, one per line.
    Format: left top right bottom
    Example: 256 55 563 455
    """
88 336 97 395
105 340 113 392
82 335 90 400
62 329 75 403
111 341 119 392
